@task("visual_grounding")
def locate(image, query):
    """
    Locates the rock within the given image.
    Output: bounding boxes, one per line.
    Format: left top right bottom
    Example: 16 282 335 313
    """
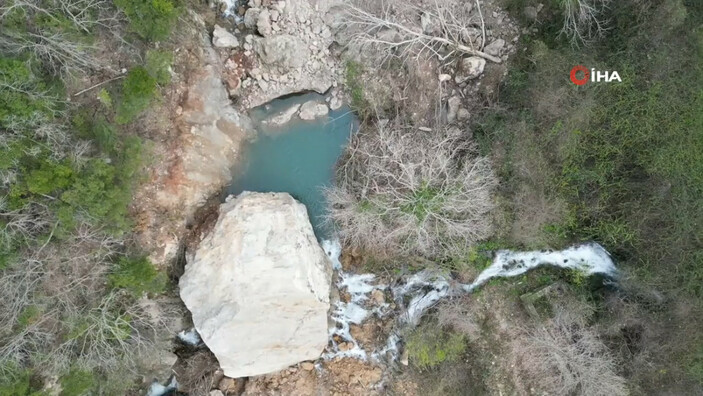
244 7 261 28
210 391 225 396
257 9 272 37
146 58 252 263
273 0 286 12
438 73 452 82
328 96 343 110
460 27 482 46
455 56 486 83
484 38 505 56
420 12 439 35
140 349 178 381
218 377 246 394
179 193 332 378
213 25 239 48
457 107 470 121
263 104 300 126
375 28 400 43
447 96 461 123
301 362 315 371
524 6 539 21
298 100 329 120
370 289 385 305
400 349 409 366
254 35 308 68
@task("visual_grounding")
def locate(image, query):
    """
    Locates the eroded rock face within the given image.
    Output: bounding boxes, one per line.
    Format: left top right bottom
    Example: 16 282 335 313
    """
133 15 253 266
235 0 342 108
179 192 333 378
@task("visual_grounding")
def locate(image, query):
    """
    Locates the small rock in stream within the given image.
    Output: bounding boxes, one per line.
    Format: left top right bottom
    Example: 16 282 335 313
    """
299 100 329 120
263 103 301 126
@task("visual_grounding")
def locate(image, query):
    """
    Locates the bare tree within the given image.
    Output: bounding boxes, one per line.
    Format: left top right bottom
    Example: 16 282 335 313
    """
558 0 611 45
341 0 501 64
325 120 496 257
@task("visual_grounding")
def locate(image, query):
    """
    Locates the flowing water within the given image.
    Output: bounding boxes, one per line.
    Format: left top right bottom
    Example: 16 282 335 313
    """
224 92 358 238
322 239 618 362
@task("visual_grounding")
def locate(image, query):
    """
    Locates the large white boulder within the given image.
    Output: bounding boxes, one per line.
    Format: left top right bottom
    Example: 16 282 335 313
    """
179 192 332 378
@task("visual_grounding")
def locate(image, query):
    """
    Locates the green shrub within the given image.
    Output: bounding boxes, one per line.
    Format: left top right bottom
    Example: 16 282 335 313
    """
0 364 38 396
0 57 54 129
59 368 94 396
17 306 42 328
344 61 369 116
59 160 128 231
406 323 467 370
114 0 179 41
25 160 73 196
115 66 157 124
97 88 112 108
108 256 167 297
90 118 118 153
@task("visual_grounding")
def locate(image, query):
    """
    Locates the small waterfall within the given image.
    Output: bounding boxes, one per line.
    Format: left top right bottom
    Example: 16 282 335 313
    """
321 239 617 363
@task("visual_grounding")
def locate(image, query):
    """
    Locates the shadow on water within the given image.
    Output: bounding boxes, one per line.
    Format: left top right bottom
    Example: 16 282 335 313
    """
223 92 358 239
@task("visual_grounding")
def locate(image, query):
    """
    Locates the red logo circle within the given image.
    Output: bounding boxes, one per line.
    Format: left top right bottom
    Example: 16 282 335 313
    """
570 65 590 85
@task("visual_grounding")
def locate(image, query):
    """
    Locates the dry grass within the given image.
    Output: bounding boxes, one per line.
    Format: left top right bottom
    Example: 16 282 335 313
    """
436 297 482 341
173 350 220 396
325 120 497 258
513 298 627 396
0 220 167 384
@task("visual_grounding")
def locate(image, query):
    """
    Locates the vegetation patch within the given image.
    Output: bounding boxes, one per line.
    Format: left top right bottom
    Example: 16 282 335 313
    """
0 0 174 392
115 0 180 41
406 321 467 370
326 121 497 258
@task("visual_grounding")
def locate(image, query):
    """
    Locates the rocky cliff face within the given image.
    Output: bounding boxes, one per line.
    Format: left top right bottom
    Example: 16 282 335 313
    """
133 13 254 266
179 192 332 378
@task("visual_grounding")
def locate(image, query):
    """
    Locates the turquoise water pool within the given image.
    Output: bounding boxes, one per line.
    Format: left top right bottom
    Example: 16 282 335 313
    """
224 93 358 238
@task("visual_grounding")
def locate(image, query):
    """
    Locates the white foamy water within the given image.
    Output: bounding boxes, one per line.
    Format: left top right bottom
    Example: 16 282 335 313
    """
322 239 393 359
463 242 617 292
320 239 617 363
146 376 178 396
177 328 202 346
220 0 243 19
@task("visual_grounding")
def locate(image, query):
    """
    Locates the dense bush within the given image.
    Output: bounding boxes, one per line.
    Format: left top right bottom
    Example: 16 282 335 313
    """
115 0 180 41
0 365 33 396
326 122 497 258
0 58 55 129
116 66 158 124
109 256 167 297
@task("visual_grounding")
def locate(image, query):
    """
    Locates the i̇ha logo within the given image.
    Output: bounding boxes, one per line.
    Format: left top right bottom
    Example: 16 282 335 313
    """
570 65 621 85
